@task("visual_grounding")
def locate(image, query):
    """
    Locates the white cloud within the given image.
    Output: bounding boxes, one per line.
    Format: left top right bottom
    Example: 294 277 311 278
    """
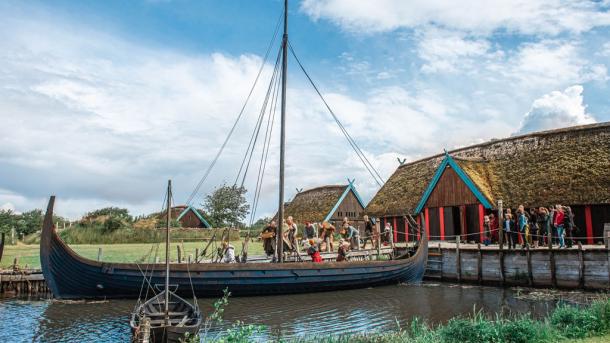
301 0 610 35
504 40 608 90
1 202 16 212
416 28 492 73
516 85 596 134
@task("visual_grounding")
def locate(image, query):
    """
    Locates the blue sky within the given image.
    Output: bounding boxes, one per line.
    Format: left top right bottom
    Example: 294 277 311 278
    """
1 0 609 219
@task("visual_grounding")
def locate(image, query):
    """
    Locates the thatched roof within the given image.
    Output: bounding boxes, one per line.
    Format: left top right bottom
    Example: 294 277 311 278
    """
366 122 610 216
279 185 349 223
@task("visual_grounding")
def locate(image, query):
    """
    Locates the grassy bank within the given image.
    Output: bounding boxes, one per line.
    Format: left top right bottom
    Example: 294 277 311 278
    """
206 298 610 343
1 239 264 269
21 226 240 245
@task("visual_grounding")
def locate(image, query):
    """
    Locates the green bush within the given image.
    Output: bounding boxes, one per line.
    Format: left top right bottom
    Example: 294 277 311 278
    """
551 299 610 339
497 316 556 343
102 216 129 233
438 316 499 343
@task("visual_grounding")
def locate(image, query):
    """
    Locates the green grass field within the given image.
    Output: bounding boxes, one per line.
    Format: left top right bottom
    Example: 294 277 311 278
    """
1 240 265 269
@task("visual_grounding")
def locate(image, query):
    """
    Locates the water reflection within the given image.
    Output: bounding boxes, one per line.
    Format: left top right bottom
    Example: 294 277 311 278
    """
1 283 557 342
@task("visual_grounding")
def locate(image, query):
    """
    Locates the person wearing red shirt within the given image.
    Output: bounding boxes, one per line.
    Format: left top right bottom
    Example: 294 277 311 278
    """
307 239 322 263
554 205 565 248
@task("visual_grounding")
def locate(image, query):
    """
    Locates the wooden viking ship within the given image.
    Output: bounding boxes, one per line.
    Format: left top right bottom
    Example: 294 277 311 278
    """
39 0 428 300
40 195 427 299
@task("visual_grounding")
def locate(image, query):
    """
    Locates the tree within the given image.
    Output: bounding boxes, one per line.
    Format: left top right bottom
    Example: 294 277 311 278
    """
84 207 132 222
0 209 15 235
203 184 250 228
19 209 44 236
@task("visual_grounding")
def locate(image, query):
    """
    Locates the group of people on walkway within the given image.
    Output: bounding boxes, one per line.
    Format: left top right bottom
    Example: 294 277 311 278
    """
484 204 577 249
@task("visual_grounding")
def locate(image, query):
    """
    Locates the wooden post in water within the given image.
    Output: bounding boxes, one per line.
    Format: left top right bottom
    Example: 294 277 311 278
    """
607 240 610 288
549 234 557 288
456 236 461 283
140 317 151 343
578 242 584 288
438 243 443 280
526 245 533 286
477 243 482 284
97 247 103 262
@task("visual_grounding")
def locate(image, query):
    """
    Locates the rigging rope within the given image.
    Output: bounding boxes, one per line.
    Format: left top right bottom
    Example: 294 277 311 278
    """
186 11 284 206
288 41 385 187
249 56 282 225
235 46 283 187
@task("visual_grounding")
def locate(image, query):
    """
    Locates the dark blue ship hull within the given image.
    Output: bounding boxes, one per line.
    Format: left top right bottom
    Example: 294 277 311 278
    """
41 196 428 299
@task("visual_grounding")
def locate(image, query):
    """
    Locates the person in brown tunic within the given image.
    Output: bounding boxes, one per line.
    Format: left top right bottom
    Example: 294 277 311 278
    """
320 221 335 252
261 220 277 259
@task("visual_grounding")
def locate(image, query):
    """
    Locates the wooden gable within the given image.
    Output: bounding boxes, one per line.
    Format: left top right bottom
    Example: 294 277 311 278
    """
424 165 480 208
330 189 365 221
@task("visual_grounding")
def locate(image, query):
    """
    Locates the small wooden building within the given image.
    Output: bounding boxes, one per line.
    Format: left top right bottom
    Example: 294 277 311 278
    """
279 181 367 232
170 205 211 229
366 122 610 244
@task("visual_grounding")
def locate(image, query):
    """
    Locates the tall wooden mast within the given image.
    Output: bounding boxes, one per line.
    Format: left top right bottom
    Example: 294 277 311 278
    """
276 0 288 263
165 179 172 321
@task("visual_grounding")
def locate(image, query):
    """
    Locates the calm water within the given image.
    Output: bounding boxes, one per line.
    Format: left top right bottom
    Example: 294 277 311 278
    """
0 283 559 342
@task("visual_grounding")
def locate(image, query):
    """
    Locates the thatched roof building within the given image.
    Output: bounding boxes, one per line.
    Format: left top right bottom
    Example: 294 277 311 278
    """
277 181 367 230
366 122 610 244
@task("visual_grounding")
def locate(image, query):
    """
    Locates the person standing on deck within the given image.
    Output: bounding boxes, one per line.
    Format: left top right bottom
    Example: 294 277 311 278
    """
483 215 491 246
261 220 277 260
303 221 316 243
286 216 299 253
563 206 574 248
489 213 499 243
537 207 550 247
321 221 335 252
529 208 539 248
550 206 558 246
554 205 566 248
503 213 516 250
517 205 529 248
361 215 374 249
342 223 360 250
222 241 236 263
383 222 393 246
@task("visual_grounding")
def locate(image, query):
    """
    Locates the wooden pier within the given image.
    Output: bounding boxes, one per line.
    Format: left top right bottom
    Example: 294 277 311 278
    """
422 241 610 290
0 269 51 297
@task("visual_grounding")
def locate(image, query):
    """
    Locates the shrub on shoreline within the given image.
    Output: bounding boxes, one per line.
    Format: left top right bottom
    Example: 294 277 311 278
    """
206 298 610 343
